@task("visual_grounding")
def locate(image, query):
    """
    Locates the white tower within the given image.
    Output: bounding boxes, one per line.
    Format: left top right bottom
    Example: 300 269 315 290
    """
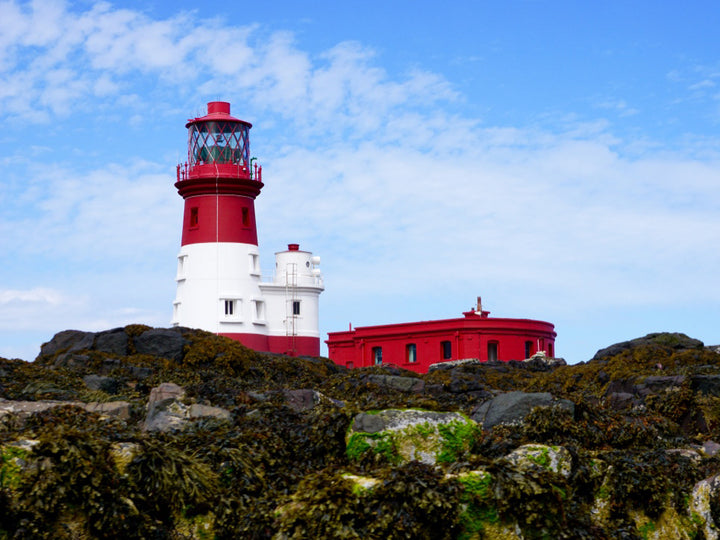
171 102 324 356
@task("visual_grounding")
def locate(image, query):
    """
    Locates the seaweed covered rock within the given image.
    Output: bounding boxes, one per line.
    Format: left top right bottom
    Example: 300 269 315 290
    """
2 327 720 539
471 391 575 430
347 409 478 465
593 332 704 361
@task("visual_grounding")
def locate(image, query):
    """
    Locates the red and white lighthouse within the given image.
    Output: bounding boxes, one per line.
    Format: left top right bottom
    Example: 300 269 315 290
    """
171 101 324 356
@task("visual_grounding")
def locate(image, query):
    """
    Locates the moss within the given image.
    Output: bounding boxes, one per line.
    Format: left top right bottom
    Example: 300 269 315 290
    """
0 445 29 490
437 417 478 464
346 431 400 464
456 471 499 539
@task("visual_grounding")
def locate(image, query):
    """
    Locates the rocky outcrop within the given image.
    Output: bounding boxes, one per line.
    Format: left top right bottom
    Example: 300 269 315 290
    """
2 326 720 539
593 332 704 361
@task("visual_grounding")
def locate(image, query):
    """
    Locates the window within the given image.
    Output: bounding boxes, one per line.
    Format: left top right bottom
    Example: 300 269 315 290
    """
548 343 554 357
176 255 188 279
372 347 382 365
224 300 234 316
406 343 417 363
190 207 199 227
292 300 301 315
242 207 250 226
487 342 498 362
441 340 452 360
253 300 266 322
249 253 260 275
525 341 533 359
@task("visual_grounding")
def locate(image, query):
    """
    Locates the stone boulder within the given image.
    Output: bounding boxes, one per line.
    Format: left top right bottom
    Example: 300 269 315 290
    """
503 444 573 477
471 391 575 430
347 409 477 465
143 382 231 432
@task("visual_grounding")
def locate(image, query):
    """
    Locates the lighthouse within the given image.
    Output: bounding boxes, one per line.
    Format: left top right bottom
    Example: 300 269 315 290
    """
171 101 324 356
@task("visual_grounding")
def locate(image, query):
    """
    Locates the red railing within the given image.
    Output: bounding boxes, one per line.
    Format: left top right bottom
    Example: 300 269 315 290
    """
176 162 262 183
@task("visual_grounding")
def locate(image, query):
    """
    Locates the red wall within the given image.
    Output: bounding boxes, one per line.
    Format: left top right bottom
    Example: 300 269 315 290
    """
326 313 556 373
221 333 320 357
181 194 258 246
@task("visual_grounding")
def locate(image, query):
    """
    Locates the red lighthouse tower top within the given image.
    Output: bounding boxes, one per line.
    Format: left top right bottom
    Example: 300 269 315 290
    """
176 101 262 198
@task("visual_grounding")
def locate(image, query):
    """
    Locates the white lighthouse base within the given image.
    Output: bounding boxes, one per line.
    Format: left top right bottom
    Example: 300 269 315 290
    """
172 242 323 356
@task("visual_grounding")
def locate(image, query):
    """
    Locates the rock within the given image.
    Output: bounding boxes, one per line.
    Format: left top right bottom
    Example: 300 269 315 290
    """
188 403 232 421
53 353 93 369
503 444 573 477
428 358 481 372
470 391 575 430
84 401 131 420
39 330 95 358
690 474 720 540
703 441 720 457
641 375 686 392
148 382 185 408
522 354 567 371
366 374 425 393
83 375 121 394
144 382 230 431
133 328 187 361
94 328 129 356
347 409 477 465
448 371 484 394
592 332 704 361
144 398 190 432
691 375 720 397
606 392 637 410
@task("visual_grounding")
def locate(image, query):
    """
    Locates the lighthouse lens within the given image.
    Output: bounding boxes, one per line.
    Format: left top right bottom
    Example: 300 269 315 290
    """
189 122 249 166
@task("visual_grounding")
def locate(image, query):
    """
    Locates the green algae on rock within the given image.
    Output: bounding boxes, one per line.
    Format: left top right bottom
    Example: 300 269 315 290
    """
346 409 479 465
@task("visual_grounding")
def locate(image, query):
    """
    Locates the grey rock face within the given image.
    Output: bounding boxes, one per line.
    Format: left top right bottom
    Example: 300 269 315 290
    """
39 330 95 358
471 391 575 430
94 328 129 356
133 328 187 361
366 375 425 393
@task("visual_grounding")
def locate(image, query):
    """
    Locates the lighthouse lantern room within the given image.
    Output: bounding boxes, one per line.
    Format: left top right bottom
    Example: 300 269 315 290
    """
172 102 324 356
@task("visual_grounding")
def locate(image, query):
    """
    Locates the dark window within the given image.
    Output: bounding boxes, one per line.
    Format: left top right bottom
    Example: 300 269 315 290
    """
224 300 234 316
525 341 533 359
190 207 199 227
406 343 417 363
372 347 382 365
488 342 498 362
548 343 554 357
242 207 250 226
441 340 452 360
293 300 301 315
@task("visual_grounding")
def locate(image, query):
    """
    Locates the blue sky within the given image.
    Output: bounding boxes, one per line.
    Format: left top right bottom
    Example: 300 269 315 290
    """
1 0 719 363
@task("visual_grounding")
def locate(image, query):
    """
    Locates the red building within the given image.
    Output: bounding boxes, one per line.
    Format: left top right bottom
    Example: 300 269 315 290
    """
326 298 556 373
